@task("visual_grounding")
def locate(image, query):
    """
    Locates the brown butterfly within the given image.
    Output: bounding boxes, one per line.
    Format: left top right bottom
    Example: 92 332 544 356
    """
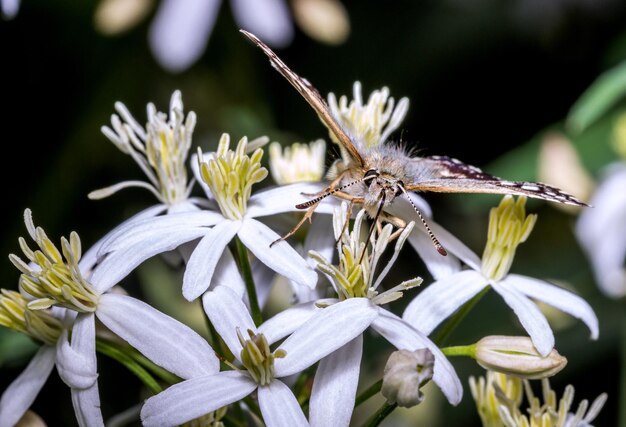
240 30 588 255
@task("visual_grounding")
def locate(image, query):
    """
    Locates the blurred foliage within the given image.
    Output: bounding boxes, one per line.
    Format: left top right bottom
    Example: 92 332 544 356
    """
2 0 626 426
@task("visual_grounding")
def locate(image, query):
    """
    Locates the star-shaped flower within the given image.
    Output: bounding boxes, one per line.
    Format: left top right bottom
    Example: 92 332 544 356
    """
96 133 337 301
141 285 377 426
403 196 599 356
3 210 218 426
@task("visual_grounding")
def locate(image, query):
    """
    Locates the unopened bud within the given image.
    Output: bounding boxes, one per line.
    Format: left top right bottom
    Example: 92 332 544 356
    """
381 349 434 407
475 336 567 379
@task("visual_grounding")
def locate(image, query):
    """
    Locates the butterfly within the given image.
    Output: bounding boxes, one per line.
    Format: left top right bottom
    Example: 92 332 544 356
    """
240 30 588 255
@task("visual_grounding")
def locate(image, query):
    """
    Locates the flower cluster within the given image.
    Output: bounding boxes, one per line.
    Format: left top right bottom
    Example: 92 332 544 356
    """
0 83 606 427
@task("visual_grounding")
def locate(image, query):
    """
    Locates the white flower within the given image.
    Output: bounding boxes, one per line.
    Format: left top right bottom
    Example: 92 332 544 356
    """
403 196 599 356
576 162 626 298
0 0 19 19
96 133 338 301
247 204 463 427
141 285 378 427
149 0 293 73
471 371 608 427
5 210 218 426
90 90 201 215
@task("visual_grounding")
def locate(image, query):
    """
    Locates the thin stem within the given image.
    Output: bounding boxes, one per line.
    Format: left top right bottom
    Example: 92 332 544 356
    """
363 401 397 427
234 236 263 326
96 339 162 395
433 285 490 346
442 344 476 358
355 379 382 407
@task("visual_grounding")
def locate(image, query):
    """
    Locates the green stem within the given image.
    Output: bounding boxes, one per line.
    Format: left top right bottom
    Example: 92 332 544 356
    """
355 379 382 407
363 401 397 427
96 339 162 395
433 285 490 346
234 236 263 326
442 344 476 358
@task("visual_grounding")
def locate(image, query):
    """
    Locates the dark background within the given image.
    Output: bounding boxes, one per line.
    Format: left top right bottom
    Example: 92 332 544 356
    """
2 0 625 425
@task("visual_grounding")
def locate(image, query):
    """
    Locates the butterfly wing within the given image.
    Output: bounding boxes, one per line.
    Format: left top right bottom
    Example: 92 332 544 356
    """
404 156 588 206
240 30 365 167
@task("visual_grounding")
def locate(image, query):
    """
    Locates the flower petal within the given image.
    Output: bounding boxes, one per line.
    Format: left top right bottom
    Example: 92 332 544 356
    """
97 293 219 379
387 192 432 221
275 298 377 377
257 380 308 427
90 227 209 293
212 248 246 298
491 281 554 356
0 346 55 427
258 301 322 345
56 314 98 390
247 182 336 218
407 229 461 280
148 0 221 72
183 220 240 301
202 286 257 359
231 0 294 48
309 336 363 427
371 309 463 405
71 382 104 427
429 220 481 271
403 270 486 335
240 218 317 289
503 274 599 339
141 371 257 427
78 204 167 272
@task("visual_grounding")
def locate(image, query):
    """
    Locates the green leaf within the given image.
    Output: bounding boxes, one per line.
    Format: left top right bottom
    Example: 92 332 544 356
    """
567 60 626 134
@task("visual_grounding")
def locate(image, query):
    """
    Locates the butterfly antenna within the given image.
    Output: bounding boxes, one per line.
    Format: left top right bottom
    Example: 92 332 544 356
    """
296 174 376 209
399 186 447 256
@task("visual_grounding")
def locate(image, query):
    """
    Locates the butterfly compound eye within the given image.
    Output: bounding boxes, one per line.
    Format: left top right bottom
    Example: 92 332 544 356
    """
364 169 379 186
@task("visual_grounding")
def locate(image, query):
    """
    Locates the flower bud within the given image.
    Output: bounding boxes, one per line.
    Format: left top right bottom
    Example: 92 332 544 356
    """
475 336 567 379
381 349 434 407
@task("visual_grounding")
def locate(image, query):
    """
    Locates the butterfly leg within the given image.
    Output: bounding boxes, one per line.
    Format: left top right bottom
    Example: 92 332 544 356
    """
270 202 319 247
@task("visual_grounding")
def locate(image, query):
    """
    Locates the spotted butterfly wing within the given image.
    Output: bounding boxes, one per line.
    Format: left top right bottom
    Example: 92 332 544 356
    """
404 156 588 206
240 29 365 167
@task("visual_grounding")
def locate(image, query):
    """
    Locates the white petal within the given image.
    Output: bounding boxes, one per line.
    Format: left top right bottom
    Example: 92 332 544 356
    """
275 298 377 377
56 314 98 390
247 182 336 218
98 210 222 254
309 336 362 427
240 218 317 289
491 281 555 356
148 0 221 72
258 301 321 344
251 259 277 309
0 346 55 427
78 204 167 272
141 371 257 427
387 192 432 221
371 309 463 405
90 227 209 293
183 220 240 301
257 380 308 427
407 228 461 280
403 270 486 335
504 274 599 339
231 0 294 48
429 220 482 271
576 165 626 297
212 248 246 298
71 382 104 427
97 293 219 379
202 286 257 359
1 0 20 19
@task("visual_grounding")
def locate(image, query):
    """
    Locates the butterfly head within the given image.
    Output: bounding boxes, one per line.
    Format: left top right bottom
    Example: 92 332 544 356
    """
362 168 404 208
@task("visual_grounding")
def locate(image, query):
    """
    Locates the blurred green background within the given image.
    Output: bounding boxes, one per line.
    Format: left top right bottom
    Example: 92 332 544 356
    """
2 0 626 425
